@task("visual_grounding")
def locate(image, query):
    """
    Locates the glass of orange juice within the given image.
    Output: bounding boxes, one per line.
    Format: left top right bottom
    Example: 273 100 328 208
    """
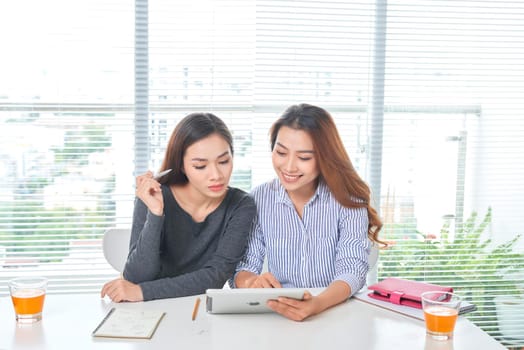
9 277 48 323
421 291 461 341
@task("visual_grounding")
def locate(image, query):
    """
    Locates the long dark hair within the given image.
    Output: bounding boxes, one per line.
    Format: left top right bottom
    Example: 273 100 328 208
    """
159 112 233 185
270 103 383 244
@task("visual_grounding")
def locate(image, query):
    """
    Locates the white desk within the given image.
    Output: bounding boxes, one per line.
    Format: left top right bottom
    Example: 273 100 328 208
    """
0 293 506 350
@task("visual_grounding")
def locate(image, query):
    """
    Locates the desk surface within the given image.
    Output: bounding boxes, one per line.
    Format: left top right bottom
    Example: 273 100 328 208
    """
0 292 506 350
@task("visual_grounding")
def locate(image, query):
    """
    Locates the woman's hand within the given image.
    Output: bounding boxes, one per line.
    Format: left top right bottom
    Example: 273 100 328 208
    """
236 271 282 288
248 272 282 288
100 278 144 303
135 171 164 216
267 281 351 322
267 291 319 321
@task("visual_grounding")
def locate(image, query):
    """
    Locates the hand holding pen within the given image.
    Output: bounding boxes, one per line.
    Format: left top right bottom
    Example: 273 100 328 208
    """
135 169 172 216
153 168 172 180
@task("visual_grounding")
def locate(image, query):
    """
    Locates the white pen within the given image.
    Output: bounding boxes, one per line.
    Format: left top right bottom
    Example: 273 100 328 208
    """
153 168 172 180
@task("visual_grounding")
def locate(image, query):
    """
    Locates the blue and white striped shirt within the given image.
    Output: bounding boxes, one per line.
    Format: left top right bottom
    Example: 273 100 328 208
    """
236 178 370 295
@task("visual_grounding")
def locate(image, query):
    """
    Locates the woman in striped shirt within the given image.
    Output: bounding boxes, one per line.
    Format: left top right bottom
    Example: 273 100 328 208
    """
234 103 383 321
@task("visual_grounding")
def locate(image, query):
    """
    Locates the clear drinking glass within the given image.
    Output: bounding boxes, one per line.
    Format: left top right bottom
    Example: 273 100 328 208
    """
9 277 48 323
421 291 461 341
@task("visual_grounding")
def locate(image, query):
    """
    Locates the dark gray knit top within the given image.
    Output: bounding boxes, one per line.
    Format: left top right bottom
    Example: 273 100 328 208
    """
123 185 256 301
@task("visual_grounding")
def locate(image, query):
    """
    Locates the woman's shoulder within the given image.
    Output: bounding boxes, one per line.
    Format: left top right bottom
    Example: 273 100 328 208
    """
226 186 255 206
227 186 248 197
247 179 284 209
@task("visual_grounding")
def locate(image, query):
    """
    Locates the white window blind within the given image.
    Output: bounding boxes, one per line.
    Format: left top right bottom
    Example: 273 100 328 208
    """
376 1 524 346
252 1 376 185
0 1 522 347
147 0 255 189
0 0 136 293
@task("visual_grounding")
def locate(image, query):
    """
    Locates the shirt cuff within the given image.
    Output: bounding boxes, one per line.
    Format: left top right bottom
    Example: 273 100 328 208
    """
335 273 365 297
139 282 154 301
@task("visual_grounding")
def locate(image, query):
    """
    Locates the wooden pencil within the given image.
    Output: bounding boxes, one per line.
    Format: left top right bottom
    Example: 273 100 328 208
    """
192 297 201 321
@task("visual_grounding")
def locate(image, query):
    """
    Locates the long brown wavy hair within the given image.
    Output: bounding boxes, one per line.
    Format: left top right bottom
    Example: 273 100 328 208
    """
270 103 383 244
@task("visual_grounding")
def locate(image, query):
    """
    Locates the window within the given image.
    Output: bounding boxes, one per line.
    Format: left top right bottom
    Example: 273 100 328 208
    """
376 2 524 344
0 0 135 293
1 1 522 346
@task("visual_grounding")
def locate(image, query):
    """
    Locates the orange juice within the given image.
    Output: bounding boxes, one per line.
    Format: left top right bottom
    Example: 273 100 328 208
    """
11 289 46 315
424 305 458 334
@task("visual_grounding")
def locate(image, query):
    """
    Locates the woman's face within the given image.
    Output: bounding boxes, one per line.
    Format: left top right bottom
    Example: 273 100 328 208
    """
182 133 233 199
272 126 320 197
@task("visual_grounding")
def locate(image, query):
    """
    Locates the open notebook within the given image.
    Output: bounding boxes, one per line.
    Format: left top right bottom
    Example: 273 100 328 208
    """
92 308 166 339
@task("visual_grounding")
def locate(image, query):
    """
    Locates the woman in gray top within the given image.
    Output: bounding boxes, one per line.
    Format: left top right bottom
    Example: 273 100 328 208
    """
101 113 256 302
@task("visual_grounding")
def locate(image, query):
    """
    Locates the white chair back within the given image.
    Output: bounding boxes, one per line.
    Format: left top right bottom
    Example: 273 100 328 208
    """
103 228 131 273
366 242 380 287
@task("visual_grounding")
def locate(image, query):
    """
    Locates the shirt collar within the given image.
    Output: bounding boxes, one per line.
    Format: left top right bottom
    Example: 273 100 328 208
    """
274 178 330 206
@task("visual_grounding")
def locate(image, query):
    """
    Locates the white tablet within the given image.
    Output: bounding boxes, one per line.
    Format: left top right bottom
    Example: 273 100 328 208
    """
205 288 306 314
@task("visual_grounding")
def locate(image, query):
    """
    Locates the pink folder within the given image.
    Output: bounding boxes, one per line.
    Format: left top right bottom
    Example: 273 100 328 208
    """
367 277 453 309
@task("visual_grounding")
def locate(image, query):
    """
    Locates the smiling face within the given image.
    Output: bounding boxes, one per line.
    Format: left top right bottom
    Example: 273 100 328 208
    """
182 133 233 199
271 126 320 199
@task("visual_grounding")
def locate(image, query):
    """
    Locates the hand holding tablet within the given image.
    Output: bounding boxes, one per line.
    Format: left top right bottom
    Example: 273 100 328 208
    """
205 288 306 314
